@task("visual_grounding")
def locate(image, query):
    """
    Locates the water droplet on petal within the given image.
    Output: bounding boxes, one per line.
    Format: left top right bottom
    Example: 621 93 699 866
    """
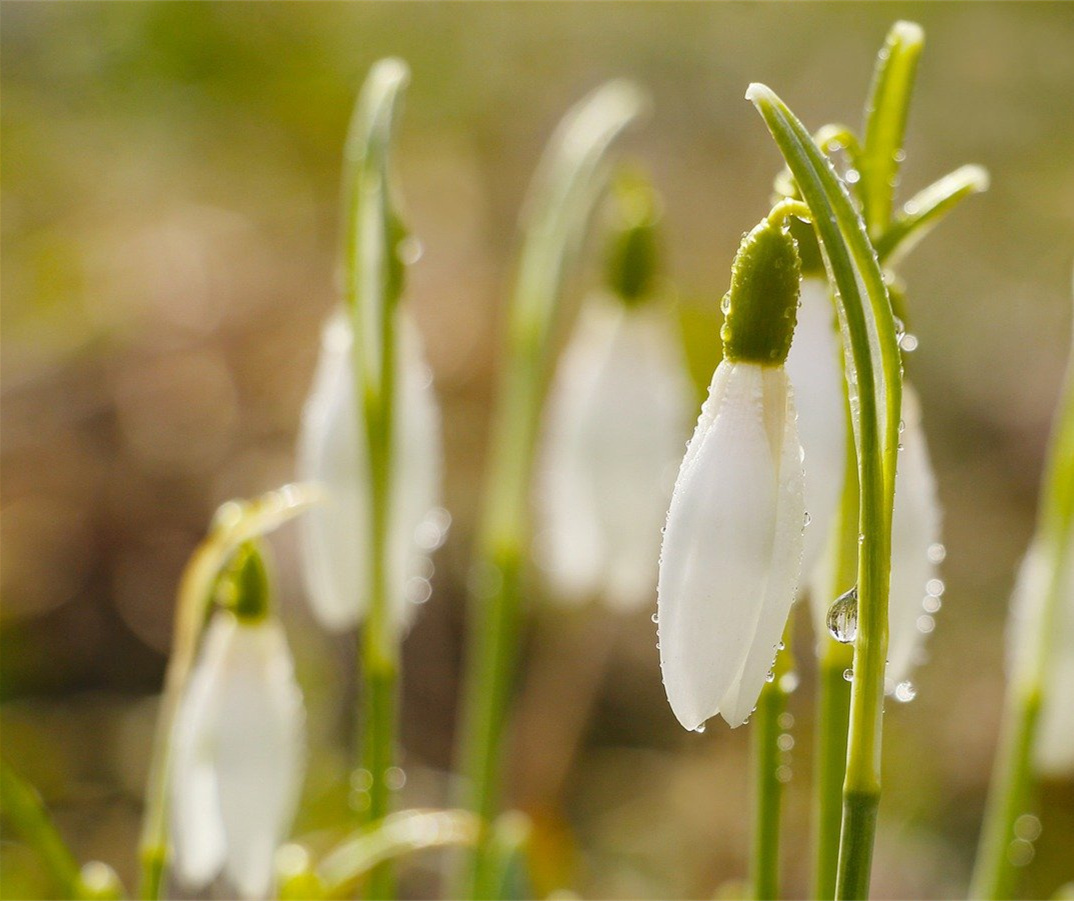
900 333 919 352
694 723 707 734
651 612 659 624
894 681 917 703
826 587 859 644
803 511 812 527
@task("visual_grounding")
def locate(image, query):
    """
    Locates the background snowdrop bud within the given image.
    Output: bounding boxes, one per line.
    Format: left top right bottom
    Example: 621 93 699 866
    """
885 385 942 688
536 296 693 610
785 277 847 604
536 173 693 611
1007 534 1074 775
169 544 306 900
658 214 805 730
297 309 442 632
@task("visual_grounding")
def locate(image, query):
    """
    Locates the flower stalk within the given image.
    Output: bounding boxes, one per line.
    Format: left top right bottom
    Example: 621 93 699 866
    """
747 84 903 900
453 81 644 898
338 58 413 901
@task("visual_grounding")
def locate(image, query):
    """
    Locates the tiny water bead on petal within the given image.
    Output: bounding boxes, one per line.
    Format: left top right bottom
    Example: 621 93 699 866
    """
296 309 443 632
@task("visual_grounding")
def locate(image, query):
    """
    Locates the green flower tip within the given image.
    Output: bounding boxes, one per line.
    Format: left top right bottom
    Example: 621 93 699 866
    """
720 212 802 366
605 169 661 305
217 541 272 623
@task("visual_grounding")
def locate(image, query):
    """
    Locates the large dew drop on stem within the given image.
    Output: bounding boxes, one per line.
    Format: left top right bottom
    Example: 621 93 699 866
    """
826 586 859 644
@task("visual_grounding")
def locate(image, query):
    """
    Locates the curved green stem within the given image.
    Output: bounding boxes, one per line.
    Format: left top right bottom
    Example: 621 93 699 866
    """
971 299 1074 900
748 84 902 901
453 80 644 898
341 58 412 901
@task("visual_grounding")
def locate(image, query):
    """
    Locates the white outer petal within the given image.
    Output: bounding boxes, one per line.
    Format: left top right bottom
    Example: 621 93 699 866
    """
297 310 443 632
784 277 847 631
658 362 804 730
169 614 307 899
535 297 693 611
214 619 307 900
170 617 231 890
886 385 942 688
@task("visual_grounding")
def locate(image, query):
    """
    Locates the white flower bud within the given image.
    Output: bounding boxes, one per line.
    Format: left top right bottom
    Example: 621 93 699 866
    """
169 612 306 900
535 296 693 611
296 309 443 631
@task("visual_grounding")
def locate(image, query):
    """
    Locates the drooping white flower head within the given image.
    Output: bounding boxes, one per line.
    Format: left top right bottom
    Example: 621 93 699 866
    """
1007 533 1074 776
297 309 444 632
170 611 306 899
658 214 806 730
536 294 693 611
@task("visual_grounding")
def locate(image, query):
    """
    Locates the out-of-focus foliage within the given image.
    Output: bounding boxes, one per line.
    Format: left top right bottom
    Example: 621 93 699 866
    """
3 4 1074 899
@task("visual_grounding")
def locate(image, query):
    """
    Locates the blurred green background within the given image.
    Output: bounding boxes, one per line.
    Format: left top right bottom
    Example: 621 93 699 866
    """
3 3 1074 899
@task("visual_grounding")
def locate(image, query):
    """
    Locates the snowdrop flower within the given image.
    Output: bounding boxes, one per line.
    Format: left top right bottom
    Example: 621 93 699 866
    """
535 297 692 610
658 213 806 730
297 309 443 631
1007 533 1074 775
169 546 305 900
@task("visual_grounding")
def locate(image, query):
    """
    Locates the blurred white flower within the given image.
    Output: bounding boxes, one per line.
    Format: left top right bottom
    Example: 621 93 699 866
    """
1007 533 1074 775
784 276 846 597
885 386 943 688
658 360 805 729
170 611 305 900
297 309 444 631
535 295 693 611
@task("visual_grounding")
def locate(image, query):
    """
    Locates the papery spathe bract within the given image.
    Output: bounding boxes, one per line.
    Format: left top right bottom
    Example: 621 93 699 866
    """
297 309 443 632
536 295 693 611
1007 533 1074 775
658 360 805 730
170 612 305 900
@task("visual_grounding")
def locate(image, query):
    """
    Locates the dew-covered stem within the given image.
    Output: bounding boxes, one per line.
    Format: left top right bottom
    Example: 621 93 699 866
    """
813 356 860 900
747 84 902 901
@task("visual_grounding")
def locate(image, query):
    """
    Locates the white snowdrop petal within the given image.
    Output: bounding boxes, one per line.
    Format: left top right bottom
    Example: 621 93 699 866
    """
886 386 942 687
297 312 368 630
536 297 692 610
785 277 848 632
719 369 805 726
170 617 232 888
297 310 443 632
658 362 779 730
214 621 306 900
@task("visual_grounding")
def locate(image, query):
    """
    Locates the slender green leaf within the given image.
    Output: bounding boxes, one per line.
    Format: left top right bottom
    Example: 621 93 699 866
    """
876 164 990 265
860 21 925 236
